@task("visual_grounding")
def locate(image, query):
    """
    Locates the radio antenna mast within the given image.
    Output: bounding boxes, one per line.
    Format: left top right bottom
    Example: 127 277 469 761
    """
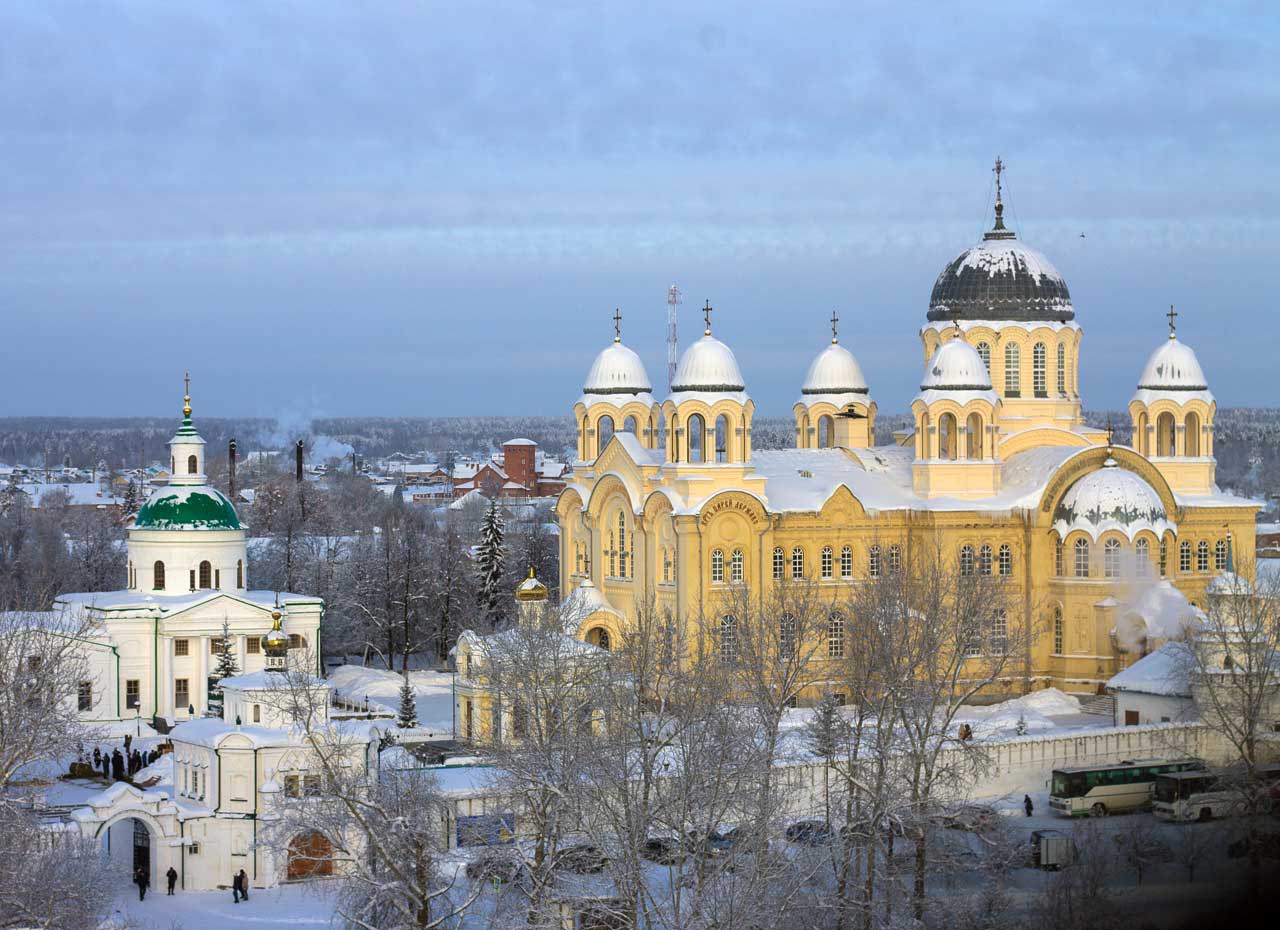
666 284 681 390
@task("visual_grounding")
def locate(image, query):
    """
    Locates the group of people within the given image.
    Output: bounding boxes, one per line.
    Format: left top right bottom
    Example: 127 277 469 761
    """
90 734 161 783
131 865 250 902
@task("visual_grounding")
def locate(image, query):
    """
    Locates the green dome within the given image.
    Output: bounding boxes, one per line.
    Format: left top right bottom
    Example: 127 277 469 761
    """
134 485 242 530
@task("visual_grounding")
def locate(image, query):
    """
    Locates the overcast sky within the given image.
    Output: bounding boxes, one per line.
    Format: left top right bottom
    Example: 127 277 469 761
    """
1 1 1276 419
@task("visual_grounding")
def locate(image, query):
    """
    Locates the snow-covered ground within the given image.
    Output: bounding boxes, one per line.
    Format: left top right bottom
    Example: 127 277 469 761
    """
106 881 339 930
326 664 455 736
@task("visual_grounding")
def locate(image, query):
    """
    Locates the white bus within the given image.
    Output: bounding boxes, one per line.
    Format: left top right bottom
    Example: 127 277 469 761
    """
1152 765 1280 823
1048 758 1202 817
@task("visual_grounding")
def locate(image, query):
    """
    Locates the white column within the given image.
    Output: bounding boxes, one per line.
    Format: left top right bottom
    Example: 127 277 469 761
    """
197 637 209 715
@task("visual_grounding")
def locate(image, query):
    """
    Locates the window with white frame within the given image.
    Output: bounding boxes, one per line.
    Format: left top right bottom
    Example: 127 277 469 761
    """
869 545 881 578
979 544 993 576
719 615 738 664
887 544 901 574
730 549 744 584
959 545 975 577
1136 538 1150 576
1104 538 1121 578
841 545 853 579
772 547 785 580
1074 538 1090 578
828 613 845 659
710 549 724 584
1179 541 1191 573
821 546 833 579
998 543 1012 576
791 547 804 579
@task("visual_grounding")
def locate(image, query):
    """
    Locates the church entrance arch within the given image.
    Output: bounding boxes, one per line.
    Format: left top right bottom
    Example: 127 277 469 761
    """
97 813 160 888
287 831 334 881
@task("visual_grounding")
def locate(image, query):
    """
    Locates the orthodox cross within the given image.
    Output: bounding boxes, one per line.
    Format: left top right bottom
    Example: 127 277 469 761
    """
703 300 713 335
1166 304 1178 338
612 308 622 342
183 371 191 417
993 156 1004 203
1105 418 1114 450
830 310 839 344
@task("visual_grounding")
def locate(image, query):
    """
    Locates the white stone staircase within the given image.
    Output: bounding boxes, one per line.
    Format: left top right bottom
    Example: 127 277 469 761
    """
1078 694 1115 718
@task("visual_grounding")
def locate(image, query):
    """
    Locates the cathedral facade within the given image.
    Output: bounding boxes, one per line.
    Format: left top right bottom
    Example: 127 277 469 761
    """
554 170 1258 698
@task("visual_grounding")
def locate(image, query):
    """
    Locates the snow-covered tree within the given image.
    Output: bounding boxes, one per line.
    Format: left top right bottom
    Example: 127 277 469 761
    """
474 498 506 629
396 670 418 729
207 620 239 718
121 478 140 517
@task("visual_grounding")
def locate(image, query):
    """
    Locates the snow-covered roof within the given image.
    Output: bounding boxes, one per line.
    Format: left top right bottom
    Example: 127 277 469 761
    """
919 339 993 391
928 230 1074 323
1106 642 1193 697
13 482 122 508
801 341 870 396
1051 459 1173 542
671 333 746 393
1137 336 1210 392
219 670 326 691
583 340 653 395
562 578 625 621
504 438 538 447
55 588 320 615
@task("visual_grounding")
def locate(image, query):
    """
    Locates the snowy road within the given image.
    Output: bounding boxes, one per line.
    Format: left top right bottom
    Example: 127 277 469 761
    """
107 882 339 930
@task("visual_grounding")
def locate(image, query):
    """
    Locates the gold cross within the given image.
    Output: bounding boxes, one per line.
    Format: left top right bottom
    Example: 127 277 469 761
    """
703 300 713 335
830 310 839 344
612 308 622 342
183 371 191 418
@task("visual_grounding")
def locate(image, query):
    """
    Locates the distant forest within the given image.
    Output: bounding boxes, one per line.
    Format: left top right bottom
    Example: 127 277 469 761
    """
3 410 1278 513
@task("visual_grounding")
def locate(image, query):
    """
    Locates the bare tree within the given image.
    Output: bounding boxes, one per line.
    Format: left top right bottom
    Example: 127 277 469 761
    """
0 803 115 930
1177 560 1280 901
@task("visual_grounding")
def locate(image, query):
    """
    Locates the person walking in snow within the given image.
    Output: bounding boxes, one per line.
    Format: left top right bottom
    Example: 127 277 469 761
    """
238 869 249 901
92 746 101 770
232 870 243 903
165 866 178 895
1023 794 1034 817
133 866 148 901
100 752 110 779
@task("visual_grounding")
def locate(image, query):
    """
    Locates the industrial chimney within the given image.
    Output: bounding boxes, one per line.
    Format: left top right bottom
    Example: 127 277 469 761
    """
228 438 237 500
295 439 305 482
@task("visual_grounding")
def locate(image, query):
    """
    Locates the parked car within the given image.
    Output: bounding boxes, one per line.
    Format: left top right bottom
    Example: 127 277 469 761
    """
465 850 526 885
785 820 833 847
642 836 687 865
724 823 769 852
684 827 733 858
555 844 608 874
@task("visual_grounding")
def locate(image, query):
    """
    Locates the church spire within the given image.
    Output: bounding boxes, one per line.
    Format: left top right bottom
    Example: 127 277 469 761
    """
983 157 1016 241
183 371 192 419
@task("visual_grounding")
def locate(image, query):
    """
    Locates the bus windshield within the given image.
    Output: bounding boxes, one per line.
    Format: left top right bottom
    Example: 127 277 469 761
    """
1051 771 1086 798
1155 774 1213 803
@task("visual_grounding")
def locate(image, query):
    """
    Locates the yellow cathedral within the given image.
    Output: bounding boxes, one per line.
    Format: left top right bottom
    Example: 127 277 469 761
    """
553 167 1258 700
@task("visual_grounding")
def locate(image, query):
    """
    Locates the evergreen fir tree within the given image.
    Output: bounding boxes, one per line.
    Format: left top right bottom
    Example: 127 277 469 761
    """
475 498 507 629
122 479 140 517
207 620 239 718
396 670 419 729
806 690 844 762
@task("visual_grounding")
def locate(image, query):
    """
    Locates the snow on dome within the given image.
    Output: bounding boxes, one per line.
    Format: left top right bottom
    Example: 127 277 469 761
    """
671 334 746 393
1137 337 1209 391
928 236 1073 323
920 339 992 391
802 342 869 396
583 341 652 395
133 485 242 530
1052 462 1174 542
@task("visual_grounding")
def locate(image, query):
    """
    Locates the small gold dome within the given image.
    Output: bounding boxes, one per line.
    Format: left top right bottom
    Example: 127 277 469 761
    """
514 566 549 602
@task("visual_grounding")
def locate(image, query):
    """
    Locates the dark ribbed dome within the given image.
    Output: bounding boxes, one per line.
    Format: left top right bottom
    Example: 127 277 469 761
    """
927 209 1073 323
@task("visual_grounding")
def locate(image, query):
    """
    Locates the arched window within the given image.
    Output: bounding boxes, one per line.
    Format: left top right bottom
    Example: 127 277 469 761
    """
887 544 901 574
976 341 991 371
1104 538 1121 578
662 548 672 583
1004 343 1021 396
1053 606 1064 654
1057 343 1066 395
710 548 724 584
791 547 805 579
622 415 637 434
198 560 212 589
1136 412 1149 456
938 413 957 460
966 412 983 459
1160 538 1168 576
688 414 705 463
1074 538 1090 578
617 511 628 577
1156 412 1176 457
187 454 198 474
581 416 589 458
841 545 854 579
1185 412 1201 456
715 414 729 463
730 549 744 584
772 547 785 580
597 416 614 457
1214 539 1228 570
1179 540 1192 573
1197 540 1209 572
978 544 993 576
1032 343 1046 396
718 615 738 664
959 545 975 577
828 613 846 659
236 559 244 588
779 614 797 660
818 415 834 448
821 546 833 579
154 561 166 591
991 608 1008 654
1135 539 1150 576
869 545 881 578
998 544 1012 576
587 627 611 651
1055 538 1064 576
